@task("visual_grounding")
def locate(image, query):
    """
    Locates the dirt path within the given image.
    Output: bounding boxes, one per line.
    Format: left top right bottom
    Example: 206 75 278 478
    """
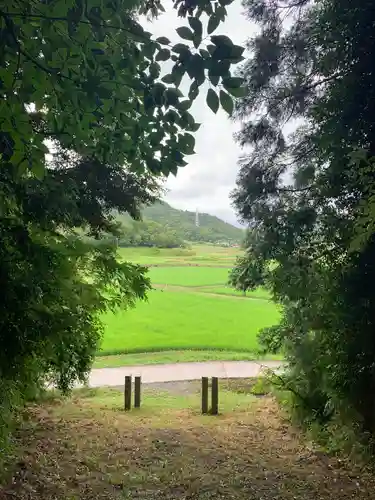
88 360 282 387
152 283 267 300
148 263 233 268
6 389 375 499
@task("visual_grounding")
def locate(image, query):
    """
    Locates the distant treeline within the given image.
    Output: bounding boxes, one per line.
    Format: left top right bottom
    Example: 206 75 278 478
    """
117 219 240 248
118 220 185 248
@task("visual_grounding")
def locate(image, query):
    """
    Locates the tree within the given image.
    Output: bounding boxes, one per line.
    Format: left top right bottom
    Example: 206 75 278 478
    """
0 0 245 181
231 0 375 438
0 0 245 461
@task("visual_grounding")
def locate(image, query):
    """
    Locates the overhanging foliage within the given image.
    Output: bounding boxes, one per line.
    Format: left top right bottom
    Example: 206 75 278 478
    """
230 0 375 441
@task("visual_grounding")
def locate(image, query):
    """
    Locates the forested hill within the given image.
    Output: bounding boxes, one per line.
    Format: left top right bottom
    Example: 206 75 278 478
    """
115 201 244 247
143 202 243 243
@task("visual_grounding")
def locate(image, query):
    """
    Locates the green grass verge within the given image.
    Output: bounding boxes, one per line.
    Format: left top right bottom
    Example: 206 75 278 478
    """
99 289 280 355
148 266 231 286
73 385 259 413
93 350 282 368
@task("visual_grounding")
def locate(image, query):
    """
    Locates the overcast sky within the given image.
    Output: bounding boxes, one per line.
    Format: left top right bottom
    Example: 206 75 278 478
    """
144 1 256 227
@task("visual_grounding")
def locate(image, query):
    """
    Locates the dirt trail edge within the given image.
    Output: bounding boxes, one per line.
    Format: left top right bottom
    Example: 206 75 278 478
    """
87 360 283 387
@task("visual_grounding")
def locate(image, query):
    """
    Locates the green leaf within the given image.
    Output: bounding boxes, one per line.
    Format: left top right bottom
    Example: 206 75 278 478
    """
171 149 185 165
211 35 234 48
169 163 179 176
127 23 148 42
188 122 201 132
207 15 220 35
32 161 45 180
149 62 161 79
179 110 195 129
161 74 176 84
151 83 166 106
166 108 180 122
210 36 235 61
226 45 245 63
219 90 234 115
179 100 192 110
206 88 219 113
155 48 170 61
215 5 227 20
188 81 199 100
146 157 161 174
222 76 244 88
179 132 195 155
143 41 157 60
156 36 170 45
219 0 234 5
176 26 194 41
171 65 185 87
186 54 205 85
165 88 183 106
188 17 203 37
209 59 231 78
209 74 220 86
172 43 190 55
193 34 202 49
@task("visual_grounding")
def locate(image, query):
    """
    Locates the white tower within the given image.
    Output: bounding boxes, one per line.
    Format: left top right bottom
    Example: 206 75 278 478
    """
195 207 200 227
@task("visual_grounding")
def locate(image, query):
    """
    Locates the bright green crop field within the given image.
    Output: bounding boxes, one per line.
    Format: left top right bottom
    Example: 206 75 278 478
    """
148 266 230 286
100 289 280 355
97 244 282 366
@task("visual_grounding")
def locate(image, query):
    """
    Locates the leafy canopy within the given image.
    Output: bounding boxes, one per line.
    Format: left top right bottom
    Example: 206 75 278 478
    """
0 0 245 182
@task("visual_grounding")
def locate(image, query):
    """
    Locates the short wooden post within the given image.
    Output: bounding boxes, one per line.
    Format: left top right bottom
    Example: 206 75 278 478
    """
124 375 132 411
211 376 219 415
134 376 141 408
201 376 209 414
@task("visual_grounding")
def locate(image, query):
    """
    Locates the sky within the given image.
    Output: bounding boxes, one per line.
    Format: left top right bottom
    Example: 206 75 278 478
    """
144 1 256 227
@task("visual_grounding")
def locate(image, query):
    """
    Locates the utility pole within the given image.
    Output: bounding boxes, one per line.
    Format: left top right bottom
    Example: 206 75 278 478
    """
195 207 199 227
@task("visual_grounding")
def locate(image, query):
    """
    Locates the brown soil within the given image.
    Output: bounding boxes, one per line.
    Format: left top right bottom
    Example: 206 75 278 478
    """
2 389 375 500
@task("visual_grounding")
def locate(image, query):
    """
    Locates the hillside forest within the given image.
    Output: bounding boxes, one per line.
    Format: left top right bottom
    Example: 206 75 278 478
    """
114 201 244 247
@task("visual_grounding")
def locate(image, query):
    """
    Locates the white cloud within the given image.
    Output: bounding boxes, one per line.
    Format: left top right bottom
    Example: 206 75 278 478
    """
144 0 256 225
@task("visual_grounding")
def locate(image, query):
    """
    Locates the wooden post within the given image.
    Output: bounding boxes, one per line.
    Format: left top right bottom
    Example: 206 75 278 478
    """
211 376 219 415
134 376 141 408
201 376 209 414
124 375 132 411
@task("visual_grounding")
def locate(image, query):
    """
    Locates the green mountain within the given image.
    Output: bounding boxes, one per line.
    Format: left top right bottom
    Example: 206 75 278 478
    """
115 201 243 248
143 201 243 244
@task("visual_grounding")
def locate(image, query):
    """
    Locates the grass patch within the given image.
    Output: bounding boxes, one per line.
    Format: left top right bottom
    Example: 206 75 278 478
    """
100 290 280 355
5 386 375 499
117 244 241 267
93 350 282 368
71 384 259 412
148 266 230 286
